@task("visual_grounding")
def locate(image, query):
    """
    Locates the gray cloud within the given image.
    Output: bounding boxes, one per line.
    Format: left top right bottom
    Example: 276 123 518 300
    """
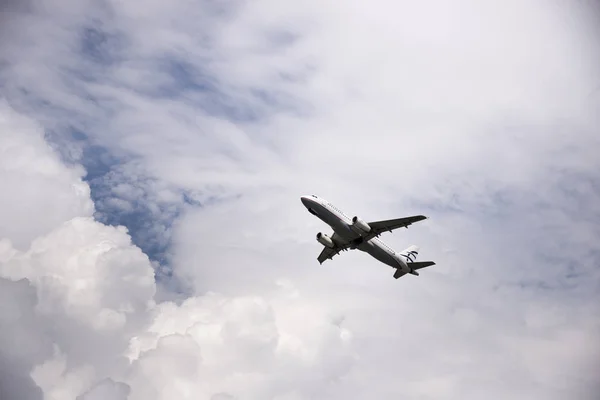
76 378 131 400
0 278 47 400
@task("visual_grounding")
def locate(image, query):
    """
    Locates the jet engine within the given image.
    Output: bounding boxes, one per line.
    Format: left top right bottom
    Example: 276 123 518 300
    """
316 232 335 248
351 216 371 233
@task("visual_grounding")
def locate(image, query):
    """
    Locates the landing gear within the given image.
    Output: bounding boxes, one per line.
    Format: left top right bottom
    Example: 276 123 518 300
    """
350 237 364 249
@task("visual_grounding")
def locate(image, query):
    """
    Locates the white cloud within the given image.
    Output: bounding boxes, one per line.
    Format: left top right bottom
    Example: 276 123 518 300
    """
0 226 355 399
1 0 599 399
0 100 94 250
0 104 357 399
123 286 354 399
76 378 131 400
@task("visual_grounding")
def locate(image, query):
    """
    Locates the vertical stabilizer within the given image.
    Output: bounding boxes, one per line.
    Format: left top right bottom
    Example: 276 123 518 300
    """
394 245 436 279
399 245 419 263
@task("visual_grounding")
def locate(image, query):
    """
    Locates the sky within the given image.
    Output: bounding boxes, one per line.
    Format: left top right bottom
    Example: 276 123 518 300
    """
1 0 599 399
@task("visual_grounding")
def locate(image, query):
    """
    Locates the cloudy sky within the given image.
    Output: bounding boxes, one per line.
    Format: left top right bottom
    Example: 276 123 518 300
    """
1 0 599 399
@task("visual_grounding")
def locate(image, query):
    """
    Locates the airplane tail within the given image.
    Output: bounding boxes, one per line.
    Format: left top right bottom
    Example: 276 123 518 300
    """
399 245 420 262
395 245 435 278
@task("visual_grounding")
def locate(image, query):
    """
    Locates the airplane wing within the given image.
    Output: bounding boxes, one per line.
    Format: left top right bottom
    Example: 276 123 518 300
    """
317 233 351 264
364 215 427 240
317 246 341 264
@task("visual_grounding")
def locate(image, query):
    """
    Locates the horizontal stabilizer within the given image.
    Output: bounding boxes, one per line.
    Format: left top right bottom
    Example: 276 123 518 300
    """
393 269 406 279
410 261 436 270
393 261 435 280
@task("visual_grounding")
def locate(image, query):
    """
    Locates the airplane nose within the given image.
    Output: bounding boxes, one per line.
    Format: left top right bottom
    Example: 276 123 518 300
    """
301 195 317 207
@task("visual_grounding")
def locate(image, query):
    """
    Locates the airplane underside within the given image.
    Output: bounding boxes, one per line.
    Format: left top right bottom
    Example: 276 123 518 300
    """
301 194 436 279
349 237 364 249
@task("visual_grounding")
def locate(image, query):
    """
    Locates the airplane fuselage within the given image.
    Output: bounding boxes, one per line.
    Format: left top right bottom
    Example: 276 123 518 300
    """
301 195 409 271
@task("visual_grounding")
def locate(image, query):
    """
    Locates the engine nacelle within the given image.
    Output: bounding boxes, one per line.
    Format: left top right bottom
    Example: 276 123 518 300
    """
316 232 335 248
351 216 371 233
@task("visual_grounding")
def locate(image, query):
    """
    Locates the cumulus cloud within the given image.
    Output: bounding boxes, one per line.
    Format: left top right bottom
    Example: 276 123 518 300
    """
0 100 94 250
0 277 47 400
1 0 599 399
0 104 356 399
76 378 131 400
0 212 155 398
123 286 354 399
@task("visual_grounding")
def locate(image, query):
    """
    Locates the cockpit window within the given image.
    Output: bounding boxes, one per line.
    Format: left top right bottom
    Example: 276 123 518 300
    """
311 195 317 198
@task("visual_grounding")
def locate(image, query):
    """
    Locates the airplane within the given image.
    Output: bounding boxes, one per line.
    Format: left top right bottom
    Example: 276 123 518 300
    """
300 194 436 279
